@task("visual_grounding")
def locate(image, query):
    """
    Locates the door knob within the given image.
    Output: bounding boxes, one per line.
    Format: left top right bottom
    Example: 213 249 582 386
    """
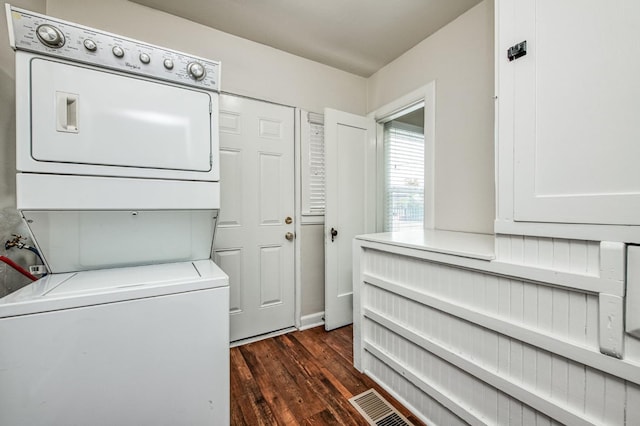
285 216 293 224
285 232 294 241
330 227 338 242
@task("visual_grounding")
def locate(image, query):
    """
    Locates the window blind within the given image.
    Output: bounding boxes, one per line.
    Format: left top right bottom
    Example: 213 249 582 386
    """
383 120 425 231
304 112 325 214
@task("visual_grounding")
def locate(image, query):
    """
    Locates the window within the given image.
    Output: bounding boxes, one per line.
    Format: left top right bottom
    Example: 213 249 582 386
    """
383 114 425 231
301 111 325 216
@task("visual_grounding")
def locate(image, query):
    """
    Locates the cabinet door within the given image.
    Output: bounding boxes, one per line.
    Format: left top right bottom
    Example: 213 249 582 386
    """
507 0 640 225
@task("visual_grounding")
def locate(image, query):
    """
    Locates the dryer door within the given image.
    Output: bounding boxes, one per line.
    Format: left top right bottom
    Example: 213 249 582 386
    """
27 57 214 178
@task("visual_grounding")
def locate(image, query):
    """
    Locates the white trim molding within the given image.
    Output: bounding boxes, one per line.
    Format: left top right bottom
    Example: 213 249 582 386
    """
299 311 325 331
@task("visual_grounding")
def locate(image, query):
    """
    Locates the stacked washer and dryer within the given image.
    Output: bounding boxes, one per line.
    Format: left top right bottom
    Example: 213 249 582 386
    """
0 5 229 425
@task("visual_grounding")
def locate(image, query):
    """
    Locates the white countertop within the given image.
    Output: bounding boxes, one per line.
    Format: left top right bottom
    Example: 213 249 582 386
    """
355 229 495 261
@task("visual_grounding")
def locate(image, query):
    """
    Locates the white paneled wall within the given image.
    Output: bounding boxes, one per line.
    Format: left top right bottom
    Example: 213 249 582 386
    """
495 235 600 276
354 235 640 425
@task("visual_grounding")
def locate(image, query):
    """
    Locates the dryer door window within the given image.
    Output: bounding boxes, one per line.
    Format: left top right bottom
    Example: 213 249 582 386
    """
30 58 212 172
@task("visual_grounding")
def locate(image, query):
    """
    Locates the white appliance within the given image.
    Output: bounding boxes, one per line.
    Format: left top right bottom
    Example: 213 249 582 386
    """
0 261 229 425
0 5 229 425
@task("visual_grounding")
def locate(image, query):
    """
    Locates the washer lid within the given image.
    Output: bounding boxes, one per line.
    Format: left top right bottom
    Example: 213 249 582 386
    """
0 260 228 318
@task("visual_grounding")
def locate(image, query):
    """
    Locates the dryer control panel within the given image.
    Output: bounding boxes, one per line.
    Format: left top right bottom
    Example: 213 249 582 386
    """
6 5 220 91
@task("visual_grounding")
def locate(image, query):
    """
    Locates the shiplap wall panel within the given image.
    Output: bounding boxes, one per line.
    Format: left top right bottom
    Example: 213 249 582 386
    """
569 292 587 343
356 237 640 426
364 249 599 350
365 284 594 422
586 296 599 349
628 338 640 361
495 235 601 276
584 367 605 422
364 310 602 425
606 375 626 425
367 319 503 425
365 347 469 425
627 382 640 424
567 361 586 417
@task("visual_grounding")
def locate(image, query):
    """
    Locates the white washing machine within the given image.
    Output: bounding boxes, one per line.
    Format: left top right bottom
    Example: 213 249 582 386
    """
0 261 229 426
1 5 229 425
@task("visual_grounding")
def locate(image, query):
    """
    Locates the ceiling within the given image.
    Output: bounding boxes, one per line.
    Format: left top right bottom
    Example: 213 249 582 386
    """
131 0 482 77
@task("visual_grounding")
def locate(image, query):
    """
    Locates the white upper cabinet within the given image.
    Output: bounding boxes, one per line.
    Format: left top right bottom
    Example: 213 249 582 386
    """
497 0 640 232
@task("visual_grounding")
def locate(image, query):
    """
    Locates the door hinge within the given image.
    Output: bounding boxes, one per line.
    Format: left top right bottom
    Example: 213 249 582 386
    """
507 40 527 62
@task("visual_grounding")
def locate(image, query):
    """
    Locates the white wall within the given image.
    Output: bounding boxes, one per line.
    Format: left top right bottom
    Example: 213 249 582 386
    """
367 0 495 235
45 0 367 115
0 0 46 297
300 224 324 317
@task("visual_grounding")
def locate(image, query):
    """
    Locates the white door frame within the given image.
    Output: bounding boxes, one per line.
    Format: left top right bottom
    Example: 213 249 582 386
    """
370 82 436 231
294 108 302 329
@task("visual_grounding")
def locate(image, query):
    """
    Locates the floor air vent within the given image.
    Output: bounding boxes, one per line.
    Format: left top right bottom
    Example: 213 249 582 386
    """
349 389 414 426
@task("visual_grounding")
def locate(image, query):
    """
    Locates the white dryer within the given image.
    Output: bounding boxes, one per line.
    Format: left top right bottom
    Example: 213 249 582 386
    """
1 5 229 425
9 4 222 273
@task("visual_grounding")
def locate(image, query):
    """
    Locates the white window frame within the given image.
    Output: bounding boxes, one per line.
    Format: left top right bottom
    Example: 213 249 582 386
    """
370 82 436 231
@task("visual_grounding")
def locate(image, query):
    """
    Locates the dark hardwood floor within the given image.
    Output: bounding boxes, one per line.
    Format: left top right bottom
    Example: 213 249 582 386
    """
230 325 425 425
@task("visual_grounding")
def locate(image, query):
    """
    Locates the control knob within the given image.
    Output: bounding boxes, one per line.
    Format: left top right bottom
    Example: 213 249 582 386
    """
187 61 206 81
112 45 124 58
163 58 174 70
139 53 151 64
36 24 65 48
83 39 97 52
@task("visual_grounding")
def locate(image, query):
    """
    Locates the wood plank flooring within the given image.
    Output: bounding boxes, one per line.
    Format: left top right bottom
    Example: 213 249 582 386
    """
230 325 425 425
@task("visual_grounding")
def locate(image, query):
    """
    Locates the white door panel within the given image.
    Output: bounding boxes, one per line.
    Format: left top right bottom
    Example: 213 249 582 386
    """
218 149 243 227
324 109 376 330
214 248 243 314
30 58 212 172
214 95 295 342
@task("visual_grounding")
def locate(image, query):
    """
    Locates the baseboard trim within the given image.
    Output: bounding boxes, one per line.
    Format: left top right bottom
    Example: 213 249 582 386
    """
230 326 297 348
299 311 325 331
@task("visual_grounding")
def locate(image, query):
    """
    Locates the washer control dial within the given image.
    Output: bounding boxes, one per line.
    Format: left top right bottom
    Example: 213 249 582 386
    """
83 39 97 51
163 58 174 70
36 24 65 48
112 45 124 58
139 53 150 64
187 61 206 80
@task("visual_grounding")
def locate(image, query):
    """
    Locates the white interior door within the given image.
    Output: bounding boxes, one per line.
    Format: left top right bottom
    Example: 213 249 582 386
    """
324 108 375 330
214 94 295 342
